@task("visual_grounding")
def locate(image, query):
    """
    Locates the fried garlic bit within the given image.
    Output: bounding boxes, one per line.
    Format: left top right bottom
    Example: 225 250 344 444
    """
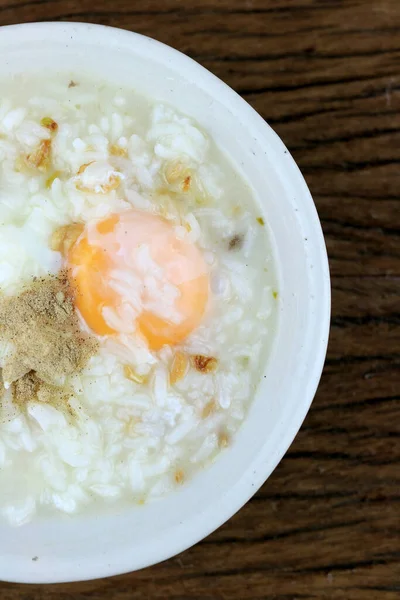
191 355 218 374
109 143 128 158
174 469 185 485
165 160 188 184
40 117 58 133
123 364 148 385
158 162 209 208
75 161 121 194
169 351 189 385
26 139 52 172
182 175 191 192
218 431 230 449
164 160 192 192
201 399 216 419
77 162 92 175
228 233 244 251
50 223 84 256
24 117 58 172
83 179 122 194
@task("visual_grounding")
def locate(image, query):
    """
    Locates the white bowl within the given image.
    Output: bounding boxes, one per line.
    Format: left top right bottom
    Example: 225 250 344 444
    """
0 22 330 584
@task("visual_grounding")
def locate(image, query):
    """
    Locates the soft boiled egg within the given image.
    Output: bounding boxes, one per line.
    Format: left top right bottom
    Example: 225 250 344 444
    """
68 209 209 350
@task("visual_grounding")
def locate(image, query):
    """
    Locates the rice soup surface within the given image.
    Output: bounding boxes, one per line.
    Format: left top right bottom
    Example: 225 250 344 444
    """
0 75 277 525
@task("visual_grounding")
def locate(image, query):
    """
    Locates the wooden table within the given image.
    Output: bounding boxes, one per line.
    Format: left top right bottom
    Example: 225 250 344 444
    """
0 1 399 598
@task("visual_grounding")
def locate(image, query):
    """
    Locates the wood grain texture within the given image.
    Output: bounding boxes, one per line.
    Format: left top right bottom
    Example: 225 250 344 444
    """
0 0 399 598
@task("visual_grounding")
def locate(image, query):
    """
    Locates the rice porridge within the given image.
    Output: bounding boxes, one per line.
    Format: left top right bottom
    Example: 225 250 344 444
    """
0 75 277 526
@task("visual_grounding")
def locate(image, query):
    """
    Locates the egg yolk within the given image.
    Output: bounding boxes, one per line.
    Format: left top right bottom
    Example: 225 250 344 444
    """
68 210 209 350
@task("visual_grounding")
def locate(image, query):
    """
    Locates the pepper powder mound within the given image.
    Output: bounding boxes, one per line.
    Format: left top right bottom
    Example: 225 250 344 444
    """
0 271 98 406
11 371 73 413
